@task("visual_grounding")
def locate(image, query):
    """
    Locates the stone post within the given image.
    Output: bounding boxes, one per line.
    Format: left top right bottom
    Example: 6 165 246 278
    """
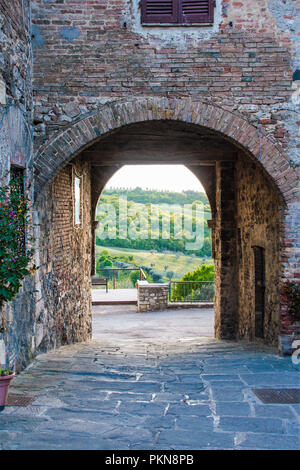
214 161 238 340
137 281 169 312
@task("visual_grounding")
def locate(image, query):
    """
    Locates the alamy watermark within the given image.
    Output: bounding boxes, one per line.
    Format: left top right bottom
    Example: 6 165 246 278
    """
97 196 205 251
292 340 300 365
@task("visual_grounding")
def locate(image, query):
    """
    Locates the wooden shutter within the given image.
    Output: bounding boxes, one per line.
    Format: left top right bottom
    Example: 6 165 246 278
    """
141 0 178 24
180 0 214 24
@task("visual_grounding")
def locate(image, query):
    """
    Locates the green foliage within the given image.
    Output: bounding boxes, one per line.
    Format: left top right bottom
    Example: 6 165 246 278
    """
97 245 212 284
96 250 143 288
96 187 212 257
171 264 215 302
0 368 13 376
102 187 209 206
166 271 174 281
103 259 113 267
281 281 300 320
0 175 37 311
182 264 214 282
149 270 163 283
130 270 140 287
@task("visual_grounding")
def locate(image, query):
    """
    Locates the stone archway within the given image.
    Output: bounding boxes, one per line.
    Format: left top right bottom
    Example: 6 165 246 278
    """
34 97 298 202
33 97 299 353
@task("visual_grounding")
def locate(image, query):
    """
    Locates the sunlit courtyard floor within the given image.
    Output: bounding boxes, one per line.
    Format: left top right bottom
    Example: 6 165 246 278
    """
92 288 137 303
92 305 215 350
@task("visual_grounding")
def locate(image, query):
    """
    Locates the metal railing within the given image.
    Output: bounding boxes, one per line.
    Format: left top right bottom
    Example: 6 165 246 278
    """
169 281 214 303
95 268 147 289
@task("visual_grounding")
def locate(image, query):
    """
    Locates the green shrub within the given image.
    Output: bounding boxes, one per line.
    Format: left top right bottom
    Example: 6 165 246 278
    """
0 174 37 324
171 264 214 302
182 264 214 282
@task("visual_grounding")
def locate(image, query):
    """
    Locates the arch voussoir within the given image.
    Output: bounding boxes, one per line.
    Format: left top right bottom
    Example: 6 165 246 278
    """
34 97 298 203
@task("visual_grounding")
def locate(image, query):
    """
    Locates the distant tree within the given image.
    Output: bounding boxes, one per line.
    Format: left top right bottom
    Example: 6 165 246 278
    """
166 271 174 281
97 256 113 269
150 270 163 283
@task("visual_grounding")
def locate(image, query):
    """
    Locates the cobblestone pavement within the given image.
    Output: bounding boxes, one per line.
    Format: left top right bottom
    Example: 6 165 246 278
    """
0 308 299 450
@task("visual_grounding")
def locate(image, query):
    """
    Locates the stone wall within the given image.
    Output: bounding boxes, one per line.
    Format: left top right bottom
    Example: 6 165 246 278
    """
30 0 299 283
33 155 92 356
31 0 298 164
236 152 282 346
0 0 32 178
137 282 169 313
0 1 34 371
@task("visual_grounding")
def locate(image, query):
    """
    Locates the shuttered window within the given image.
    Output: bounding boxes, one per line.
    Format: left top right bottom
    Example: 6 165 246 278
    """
141 0 215 24
141 1 178 24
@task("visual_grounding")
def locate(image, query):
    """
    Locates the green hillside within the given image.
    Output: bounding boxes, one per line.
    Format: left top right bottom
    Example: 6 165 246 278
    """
96 245 212 285
96 187 212 258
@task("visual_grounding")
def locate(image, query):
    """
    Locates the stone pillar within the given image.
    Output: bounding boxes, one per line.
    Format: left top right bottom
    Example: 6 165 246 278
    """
91 220 99 276
214 161 238 340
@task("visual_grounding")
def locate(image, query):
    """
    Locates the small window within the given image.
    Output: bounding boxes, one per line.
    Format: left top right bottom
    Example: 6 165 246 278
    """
73 173 83 227
10 166 26 255
141 0 215 25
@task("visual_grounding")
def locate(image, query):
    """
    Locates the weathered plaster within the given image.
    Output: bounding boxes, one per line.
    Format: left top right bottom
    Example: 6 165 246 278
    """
129 0 223 45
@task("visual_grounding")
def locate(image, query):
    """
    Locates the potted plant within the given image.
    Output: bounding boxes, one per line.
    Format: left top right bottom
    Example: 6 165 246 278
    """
0 368 15 411
0 171 37 410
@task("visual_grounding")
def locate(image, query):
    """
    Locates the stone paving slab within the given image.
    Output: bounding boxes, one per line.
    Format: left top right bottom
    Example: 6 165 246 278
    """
0 339 299 450
0 308 299 450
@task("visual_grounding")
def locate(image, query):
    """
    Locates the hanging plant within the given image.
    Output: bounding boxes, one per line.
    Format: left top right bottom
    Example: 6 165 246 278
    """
0 172 37 327
281 281 300 321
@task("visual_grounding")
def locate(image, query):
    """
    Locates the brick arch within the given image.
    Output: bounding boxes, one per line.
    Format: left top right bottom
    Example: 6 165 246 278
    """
34 97 298 202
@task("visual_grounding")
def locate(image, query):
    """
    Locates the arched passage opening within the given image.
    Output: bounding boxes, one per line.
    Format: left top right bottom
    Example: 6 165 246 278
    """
33 98 297 354
95 164 213 296
92 164 215 341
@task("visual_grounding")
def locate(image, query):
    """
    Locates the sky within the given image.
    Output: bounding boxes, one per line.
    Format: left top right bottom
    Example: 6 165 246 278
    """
106 165 205 192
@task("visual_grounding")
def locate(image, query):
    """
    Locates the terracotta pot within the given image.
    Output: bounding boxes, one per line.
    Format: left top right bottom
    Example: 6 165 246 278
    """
0 372 14 412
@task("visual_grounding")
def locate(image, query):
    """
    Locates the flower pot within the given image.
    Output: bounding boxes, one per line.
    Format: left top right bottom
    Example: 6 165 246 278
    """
0 372 14 412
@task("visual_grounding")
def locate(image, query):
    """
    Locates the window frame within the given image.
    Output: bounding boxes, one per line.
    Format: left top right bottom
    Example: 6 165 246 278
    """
10 165 26 255
72 169 83 228
141 0 216 26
